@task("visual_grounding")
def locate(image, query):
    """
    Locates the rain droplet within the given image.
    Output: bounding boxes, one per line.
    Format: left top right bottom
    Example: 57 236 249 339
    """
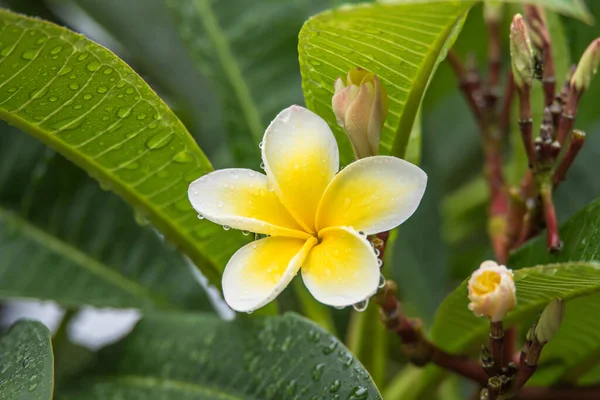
348 386 369 400
69 82 79 90
258 141 264 149
116 107 131 118
376 259 383 267
223 225 231 231
103 67 113 75
21 50 36 60
50 46 63 55
97 86 108 94
329 380 341 393
353 299 369 312
374 248 380 257
311 363 325 381
260 162 265 170
378 274 386 288
174 151 194 163
145 132 172 149
197 214 204 220
86 60 100 71
242 230 250 236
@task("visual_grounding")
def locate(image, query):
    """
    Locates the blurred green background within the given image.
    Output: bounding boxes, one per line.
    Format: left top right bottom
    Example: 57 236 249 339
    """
1 0 599 358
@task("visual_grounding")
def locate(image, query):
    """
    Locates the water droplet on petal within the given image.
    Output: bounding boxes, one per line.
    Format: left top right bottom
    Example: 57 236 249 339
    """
353 299 369 312
197 214 204 220
376 259 383 267
242 230 250 236
260 162 265 170
223 225 231 231
378 274 386 288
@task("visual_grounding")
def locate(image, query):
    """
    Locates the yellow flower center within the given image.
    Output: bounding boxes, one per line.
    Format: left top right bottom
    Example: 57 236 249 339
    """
472 270 501 296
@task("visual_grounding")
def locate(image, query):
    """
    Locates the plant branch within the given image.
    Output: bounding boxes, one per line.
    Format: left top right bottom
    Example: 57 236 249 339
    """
553 130 585 186
516 386 600 400
374 281 488 385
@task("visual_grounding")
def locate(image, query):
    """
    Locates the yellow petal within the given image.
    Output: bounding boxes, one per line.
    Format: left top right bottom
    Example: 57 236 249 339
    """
301 227 379 307
316 156 427 234
223 236 317 312
262 105 339 233
188 169 309 239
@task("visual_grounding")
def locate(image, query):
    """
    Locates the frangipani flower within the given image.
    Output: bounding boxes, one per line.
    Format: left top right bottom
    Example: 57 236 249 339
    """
468 260 516 322
188 105 427 312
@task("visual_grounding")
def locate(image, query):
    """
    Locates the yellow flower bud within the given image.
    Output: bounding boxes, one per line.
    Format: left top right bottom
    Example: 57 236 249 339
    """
571 38 600 92
510 14 535 89
467 260 516 322
332 68 388 159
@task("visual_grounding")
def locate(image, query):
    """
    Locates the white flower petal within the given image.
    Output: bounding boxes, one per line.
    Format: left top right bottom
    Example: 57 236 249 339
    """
301 227 379 307
316 156 427 234
223 236 317 312
188 169 308 239
262 105 339 233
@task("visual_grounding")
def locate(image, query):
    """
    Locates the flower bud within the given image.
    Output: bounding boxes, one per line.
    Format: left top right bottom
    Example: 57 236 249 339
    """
468 260 517 322
510 14 535 89
570 38 600 92
332 68 388 159
535 298 564 345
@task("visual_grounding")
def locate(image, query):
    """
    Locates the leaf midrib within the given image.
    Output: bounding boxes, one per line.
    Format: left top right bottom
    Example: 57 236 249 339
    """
192 0 264 145
0 207 174 309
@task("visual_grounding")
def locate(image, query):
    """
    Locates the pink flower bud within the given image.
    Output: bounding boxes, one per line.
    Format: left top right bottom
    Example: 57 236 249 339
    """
468 260 516 322
332 68 388 158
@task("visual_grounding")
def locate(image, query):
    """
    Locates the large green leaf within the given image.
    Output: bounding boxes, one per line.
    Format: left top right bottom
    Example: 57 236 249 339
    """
62 0 226 159
299 1 473 164
167 0 347 166
0 9 246 287
0 320 53 400
0 125 211 310
58 312 381 399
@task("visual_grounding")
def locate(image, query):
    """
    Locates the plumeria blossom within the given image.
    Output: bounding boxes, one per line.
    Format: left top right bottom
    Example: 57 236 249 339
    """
188 105 427 312
467 260 517 322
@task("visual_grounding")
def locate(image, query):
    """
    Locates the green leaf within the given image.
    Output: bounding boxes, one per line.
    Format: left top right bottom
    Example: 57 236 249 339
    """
58 312 381 399
167 0 341 166
299 1 474 164
62 0 226 158
510 198 600 268
0 125 211 310
508 198 600 385
0 9 247 287
431 262 600 353
379 0 593 24
0 320 53 400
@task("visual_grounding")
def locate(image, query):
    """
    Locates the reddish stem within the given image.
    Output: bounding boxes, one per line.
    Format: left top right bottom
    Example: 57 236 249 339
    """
556 89 582 145
553 130 585 186
540 186 562 253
